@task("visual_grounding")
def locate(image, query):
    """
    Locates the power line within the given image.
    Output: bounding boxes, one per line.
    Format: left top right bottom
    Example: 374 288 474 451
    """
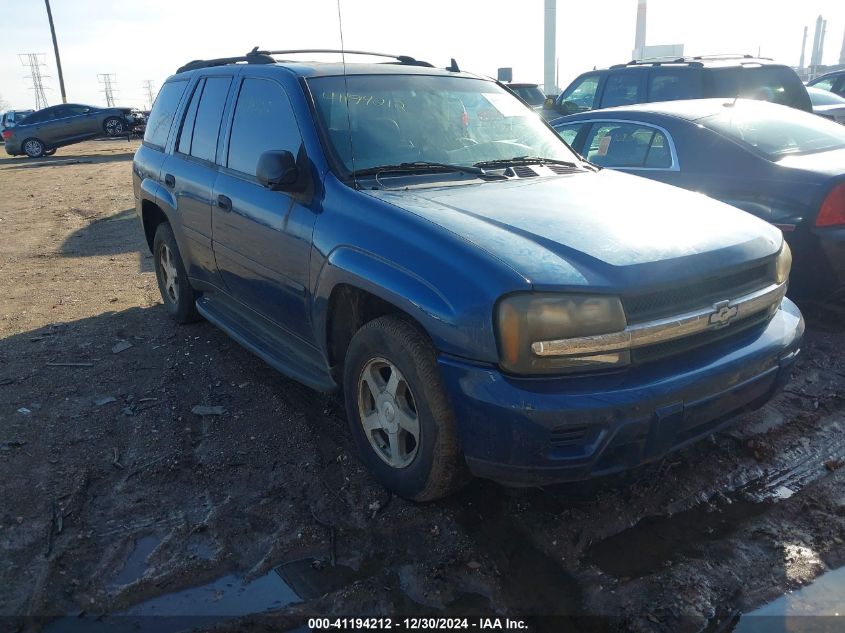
97 73 118 107
141 80 156 110
19 53 50 110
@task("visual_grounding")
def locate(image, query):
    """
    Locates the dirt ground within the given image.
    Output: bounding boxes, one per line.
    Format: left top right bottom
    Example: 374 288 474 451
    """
1 139 845 633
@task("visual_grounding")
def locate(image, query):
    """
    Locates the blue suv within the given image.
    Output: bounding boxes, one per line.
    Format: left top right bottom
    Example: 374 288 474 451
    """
133 49 804 500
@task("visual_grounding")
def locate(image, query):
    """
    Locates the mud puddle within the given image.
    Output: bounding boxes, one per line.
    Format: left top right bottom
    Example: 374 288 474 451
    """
45 557 360 633
587 495 769 578
731 565 845 632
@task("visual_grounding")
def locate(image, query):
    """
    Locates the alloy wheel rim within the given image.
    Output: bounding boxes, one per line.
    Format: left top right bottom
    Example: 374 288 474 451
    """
357 357 420 469
159 244 179 303
24 140 41 156
106 119 124 135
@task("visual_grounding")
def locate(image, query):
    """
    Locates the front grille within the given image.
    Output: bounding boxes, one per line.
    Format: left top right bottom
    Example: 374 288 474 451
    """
623 263 771 324
549 425 589 448
632 309 772 365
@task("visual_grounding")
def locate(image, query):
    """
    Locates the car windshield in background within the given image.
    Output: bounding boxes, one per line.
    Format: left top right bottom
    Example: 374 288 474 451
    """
700 102 845 159
308 74 577 173
809 89 845 106
510 85 546 106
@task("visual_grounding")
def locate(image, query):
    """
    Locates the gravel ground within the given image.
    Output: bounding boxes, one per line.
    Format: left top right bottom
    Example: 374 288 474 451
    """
1 140 844 633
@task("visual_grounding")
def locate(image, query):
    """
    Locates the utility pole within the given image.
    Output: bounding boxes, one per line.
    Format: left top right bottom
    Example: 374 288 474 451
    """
97 73 118 107
142 80 156 110
20 53 50 110
44 0 67 104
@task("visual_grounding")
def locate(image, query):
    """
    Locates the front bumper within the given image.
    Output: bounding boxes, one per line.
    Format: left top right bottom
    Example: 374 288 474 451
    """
439 298 804 486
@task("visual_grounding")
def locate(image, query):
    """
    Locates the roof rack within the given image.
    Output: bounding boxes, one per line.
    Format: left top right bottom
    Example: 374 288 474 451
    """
613 53 772 69
259 49 434 67
176 48 434 73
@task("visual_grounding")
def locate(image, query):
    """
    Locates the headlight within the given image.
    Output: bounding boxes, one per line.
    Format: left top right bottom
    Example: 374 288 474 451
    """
495 293 628 375
774 241 792 284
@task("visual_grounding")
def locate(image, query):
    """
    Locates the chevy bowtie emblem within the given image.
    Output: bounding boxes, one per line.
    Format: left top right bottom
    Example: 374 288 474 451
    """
709 300 739 327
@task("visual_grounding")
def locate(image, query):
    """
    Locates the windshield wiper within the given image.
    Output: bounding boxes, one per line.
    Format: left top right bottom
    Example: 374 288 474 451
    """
474 156 581 169
350 161 507 180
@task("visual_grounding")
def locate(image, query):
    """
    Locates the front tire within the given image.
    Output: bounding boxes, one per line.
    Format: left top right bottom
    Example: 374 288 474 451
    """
153 223 200 323
23 138 45 158
343 315 466 501
104 117 127 137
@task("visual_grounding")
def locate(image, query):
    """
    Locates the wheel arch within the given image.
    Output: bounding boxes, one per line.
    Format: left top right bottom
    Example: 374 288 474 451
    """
141 199 169 253
316 247 458 375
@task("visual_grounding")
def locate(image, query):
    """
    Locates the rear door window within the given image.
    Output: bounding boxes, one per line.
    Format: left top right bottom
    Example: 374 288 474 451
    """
582 121 674 168
600 73 643 108
144 79 188 149
705 66 810 111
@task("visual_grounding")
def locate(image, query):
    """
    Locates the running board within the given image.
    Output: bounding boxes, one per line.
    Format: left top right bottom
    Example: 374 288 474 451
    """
196 295 336 392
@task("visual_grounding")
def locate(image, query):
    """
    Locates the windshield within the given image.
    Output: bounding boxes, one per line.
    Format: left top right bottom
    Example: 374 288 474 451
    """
510 85 546 106
700 101 845 159
308 74 577 174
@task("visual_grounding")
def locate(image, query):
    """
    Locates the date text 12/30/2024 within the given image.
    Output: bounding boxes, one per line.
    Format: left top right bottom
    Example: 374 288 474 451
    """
308 618 529 630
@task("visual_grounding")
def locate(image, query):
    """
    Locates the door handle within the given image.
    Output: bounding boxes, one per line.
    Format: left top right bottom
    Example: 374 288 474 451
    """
217 194 232 212
164 173 175 187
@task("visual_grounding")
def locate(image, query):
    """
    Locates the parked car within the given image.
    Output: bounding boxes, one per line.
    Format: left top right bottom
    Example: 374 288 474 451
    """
551 99 845 300
506 82 546 110
544 55 812 120
807 86 845 123
0 109 35 137
134 49 802 500
808 70 845 98
3 103 145 157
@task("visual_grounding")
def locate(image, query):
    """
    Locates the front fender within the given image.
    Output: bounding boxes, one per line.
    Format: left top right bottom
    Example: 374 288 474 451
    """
312 246 463 356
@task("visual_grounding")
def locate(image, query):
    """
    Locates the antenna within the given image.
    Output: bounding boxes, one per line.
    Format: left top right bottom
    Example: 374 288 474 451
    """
336 0 358 187
97 73 118 107
19 53 50 110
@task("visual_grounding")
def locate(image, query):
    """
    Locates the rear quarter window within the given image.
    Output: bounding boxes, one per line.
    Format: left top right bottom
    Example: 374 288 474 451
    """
144 80 188 149
704 66 810 111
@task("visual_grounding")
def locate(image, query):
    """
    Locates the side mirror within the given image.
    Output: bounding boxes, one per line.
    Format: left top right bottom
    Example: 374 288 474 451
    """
543 96 556 109
256 150 300 191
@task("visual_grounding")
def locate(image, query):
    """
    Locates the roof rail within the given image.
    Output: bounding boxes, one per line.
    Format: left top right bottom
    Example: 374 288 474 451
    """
614 53 773 69
177 48 275 73
177 48 436 74
258 49 434 67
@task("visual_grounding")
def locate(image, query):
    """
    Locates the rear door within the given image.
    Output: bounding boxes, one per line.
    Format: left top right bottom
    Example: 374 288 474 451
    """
212 73 317 340
160 74 233 286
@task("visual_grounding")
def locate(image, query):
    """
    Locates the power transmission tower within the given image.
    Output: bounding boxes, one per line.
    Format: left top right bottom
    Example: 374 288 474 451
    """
19 53 50 110
142 80 156 110
97 73 118 107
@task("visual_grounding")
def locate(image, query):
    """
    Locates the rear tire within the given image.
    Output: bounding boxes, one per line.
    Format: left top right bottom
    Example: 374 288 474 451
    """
343 315 467 501
152 223 200 324
23 138 45 158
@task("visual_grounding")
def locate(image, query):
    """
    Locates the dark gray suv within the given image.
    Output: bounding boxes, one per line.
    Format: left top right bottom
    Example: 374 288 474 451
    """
3 103 144 157
543 55 812 120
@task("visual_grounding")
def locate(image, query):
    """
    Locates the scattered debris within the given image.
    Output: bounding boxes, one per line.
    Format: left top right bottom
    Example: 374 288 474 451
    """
17 407 31 415
46 362 94 368
111 340 133 354
191 405 225 417
94 396 117 407
824 458 844 472
112 448 124 470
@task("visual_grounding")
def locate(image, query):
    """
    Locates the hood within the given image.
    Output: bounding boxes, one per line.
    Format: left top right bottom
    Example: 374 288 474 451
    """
367 170 782 290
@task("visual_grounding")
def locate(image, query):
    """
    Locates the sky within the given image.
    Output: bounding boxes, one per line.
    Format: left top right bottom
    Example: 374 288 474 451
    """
1 0 844 111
